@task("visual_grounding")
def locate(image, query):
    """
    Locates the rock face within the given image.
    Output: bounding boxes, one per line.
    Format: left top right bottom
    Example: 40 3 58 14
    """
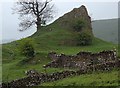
57 5 92 33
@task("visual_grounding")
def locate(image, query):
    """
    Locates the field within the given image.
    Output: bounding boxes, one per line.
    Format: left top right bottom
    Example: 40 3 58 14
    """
2 19 120 86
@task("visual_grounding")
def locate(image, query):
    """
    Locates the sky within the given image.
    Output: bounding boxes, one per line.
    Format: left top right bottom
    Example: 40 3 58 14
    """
0 0 119 42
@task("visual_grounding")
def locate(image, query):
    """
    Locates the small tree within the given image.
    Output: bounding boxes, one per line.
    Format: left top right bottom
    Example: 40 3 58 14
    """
77 32 93 46
19 38 35 59
73 20 85 32
13 0 55 31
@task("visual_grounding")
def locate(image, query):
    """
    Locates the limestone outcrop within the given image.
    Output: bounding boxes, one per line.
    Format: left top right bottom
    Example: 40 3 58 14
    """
56 5 92 34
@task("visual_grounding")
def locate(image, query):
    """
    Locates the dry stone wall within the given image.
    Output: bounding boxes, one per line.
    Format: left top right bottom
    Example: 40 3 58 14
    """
1 49 119 88
45 49 117 69
1 59 120 88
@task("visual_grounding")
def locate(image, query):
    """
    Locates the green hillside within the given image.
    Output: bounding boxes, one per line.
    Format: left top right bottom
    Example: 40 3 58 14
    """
2 20 119 83
2 7 119 86
92 18 118 44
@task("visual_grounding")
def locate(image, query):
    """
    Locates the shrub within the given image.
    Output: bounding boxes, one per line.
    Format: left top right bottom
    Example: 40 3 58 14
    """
18 38 35 59
73 20 86 32
77 32 93 46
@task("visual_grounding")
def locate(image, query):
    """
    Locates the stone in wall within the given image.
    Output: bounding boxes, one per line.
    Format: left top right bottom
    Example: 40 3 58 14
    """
48 52 59 61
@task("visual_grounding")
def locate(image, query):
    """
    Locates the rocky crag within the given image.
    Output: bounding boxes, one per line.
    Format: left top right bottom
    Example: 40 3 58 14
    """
55 5 93 34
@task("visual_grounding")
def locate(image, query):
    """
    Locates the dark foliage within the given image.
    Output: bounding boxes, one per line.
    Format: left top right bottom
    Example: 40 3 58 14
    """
73 20 86 32
77 32 93 46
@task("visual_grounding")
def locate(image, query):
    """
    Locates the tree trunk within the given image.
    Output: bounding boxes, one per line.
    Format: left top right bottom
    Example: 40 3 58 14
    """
36 22 41 30
36 17 41 30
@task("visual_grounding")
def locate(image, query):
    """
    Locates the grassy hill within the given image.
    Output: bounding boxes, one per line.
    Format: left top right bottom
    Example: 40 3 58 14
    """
2 20 119 84
2 8 119 86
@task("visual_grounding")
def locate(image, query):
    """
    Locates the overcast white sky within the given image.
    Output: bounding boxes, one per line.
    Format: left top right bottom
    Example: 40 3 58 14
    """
0 0 119 42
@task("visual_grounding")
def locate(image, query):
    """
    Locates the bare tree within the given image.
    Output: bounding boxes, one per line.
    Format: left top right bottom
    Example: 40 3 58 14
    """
13 0 54 31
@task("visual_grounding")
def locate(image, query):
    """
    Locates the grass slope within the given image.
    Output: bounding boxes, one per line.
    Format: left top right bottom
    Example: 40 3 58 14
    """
2 21 119 86
41 70 119 86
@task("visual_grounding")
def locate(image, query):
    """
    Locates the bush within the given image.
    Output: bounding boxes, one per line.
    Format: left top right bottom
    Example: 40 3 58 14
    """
77 32 93 46
18 38 35 59
73 20 85 32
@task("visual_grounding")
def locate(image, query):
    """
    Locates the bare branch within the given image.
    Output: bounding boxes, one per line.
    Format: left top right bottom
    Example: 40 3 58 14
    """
13 0 55 31
19 19 35 31
39 0 49 14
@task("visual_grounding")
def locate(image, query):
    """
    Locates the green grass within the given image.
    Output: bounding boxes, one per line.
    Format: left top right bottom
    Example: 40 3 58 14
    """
2 19 119 86
2 52 65 82
41 70 119 86
0 65 2 83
